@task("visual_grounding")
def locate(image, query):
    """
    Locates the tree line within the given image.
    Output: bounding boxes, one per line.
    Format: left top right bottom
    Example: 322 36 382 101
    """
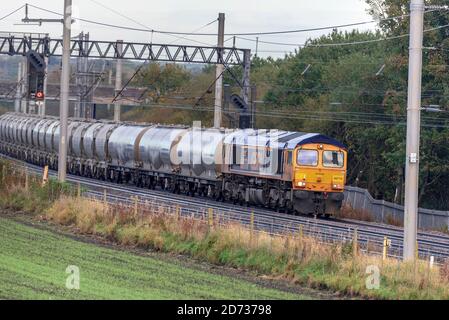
127 0 449 210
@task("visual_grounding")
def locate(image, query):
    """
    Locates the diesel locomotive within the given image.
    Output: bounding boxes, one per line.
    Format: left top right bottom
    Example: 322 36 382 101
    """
0 112 347 216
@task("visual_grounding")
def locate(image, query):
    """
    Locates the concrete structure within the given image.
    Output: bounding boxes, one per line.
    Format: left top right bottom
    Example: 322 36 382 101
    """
114 40 123 122
57 0 72 182
213 13 225 128
344 186 449 231
404 0 425 261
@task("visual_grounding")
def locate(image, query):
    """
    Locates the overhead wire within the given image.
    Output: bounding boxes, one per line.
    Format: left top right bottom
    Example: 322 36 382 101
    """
167 18 218 45
0 5 26 22
111 15 218 102
235 22 449 48
27 3 215 46
111 60 150 103
85 1 219 102
23 3 441 38
0 93 447 128
112 91 449 124
87 0 216 46
13 2 449 63
230 111 449 128
19 2 449 62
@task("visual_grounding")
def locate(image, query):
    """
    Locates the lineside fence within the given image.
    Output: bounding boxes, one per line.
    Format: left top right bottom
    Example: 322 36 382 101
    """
344 186 449 231
82 189 405 261
68 189 449 264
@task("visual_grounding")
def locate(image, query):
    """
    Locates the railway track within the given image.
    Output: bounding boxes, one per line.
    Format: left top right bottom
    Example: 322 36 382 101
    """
2 153 449 263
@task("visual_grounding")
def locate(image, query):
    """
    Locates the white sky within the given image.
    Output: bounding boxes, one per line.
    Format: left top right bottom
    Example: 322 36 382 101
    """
0 0 374 58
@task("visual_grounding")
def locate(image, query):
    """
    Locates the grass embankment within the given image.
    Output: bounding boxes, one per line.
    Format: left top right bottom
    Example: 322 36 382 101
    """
45 197 449 299
1 160 449 299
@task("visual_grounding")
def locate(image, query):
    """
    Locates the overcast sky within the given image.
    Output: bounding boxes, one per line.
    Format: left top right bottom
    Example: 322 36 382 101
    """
0 0 375 58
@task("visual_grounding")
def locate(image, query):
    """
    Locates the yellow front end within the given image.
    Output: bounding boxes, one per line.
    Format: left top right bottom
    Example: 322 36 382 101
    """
293 143 347 193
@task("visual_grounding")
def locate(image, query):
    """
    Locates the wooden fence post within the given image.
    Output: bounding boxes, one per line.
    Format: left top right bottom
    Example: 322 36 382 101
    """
175 205 180 221
208 208 214 229
134 196 139 216
416 241 419 260
24 168 29 191
429 256 435 269
250 211 255 245
77 182 81 198
42 166 49 187
353 228 358 257
103 189 107 212
383 236 391 260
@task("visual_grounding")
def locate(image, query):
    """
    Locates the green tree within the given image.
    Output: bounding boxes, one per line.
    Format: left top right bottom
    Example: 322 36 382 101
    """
134 63 191 102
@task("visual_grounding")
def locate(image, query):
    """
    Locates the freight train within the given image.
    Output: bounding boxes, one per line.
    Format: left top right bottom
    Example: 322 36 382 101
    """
0 112 347 216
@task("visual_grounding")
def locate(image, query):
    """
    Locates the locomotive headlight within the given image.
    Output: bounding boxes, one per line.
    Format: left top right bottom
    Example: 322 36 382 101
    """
297 181 306 188
332 184 343 190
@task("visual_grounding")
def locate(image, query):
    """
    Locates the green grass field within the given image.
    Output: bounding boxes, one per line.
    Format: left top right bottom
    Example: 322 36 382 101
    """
0 216 309 300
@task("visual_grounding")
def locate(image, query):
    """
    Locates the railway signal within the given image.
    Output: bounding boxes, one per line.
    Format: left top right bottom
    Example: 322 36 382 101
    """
230 94 251 129
26 50 46 73
26 50 46 109
35 91 44 100
230 94 247 110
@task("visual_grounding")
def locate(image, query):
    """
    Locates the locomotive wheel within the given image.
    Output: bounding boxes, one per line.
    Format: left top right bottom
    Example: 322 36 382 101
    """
284 200 293 214
273 200 280 212
135 177 141 188
187 183 195 197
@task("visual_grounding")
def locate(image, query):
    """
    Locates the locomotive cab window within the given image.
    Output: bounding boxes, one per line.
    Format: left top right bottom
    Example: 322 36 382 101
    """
286 151 292 165
297 149 318 166
323 150 344 168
